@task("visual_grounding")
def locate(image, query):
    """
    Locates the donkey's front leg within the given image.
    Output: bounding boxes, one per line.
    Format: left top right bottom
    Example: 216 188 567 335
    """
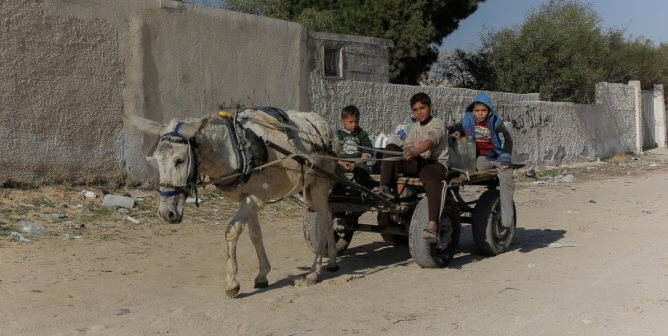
223 197 260 298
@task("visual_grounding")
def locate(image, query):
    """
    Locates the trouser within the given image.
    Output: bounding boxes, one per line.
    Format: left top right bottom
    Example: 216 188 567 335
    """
476 156 515 227
380 144 448 223
351 165 376 189
332 163 376 194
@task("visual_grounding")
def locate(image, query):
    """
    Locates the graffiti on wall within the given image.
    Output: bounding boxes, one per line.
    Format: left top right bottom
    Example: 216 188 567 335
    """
503 104 552 133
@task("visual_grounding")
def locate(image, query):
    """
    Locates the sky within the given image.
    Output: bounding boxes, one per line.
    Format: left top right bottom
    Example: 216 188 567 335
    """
440 0 668 51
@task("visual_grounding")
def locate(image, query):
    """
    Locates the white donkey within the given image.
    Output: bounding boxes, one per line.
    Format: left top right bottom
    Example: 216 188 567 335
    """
128 107 338 297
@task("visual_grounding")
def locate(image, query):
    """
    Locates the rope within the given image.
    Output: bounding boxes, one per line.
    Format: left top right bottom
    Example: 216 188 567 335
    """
451 167 471 181
203 109 407 188
239 115 405 156
205 151 404 186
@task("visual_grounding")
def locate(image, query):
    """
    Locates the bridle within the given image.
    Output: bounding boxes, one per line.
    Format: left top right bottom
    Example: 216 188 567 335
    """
157 122 201 207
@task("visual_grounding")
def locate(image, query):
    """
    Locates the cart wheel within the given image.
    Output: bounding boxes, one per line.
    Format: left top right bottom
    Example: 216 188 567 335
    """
303 210 354 254
408 197 461 268
472 189 516 256
380 233 408 246
377 213 408 246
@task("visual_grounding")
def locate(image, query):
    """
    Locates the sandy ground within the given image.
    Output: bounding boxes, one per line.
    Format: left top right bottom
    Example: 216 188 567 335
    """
1 151 668 336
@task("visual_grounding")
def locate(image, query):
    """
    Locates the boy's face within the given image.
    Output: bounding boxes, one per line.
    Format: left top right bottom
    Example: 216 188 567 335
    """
473 103 490 122
341 115 359 132
411 102 432 123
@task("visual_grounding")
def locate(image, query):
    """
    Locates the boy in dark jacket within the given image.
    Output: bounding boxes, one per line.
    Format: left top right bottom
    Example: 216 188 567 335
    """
336 105 374 188
451 93 515 228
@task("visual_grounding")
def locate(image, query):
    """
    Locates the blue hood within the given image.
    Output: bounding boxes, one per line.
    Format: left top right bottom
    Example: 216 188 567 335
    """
465 93 497 117
461 93 511 165
462 92 501 134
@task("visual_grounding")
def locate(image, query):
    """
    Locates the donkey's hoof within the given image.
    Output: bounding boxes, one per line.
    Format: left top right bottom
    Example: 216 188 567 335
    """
305 273 318 285
326 265 339 272
225 285 240 298
254 280 269 289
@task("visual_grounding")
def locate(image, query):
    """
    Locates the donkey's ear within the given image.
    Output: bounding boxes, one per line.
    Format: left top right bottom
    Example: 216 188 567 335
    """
125 116 163 136
179 117 209 139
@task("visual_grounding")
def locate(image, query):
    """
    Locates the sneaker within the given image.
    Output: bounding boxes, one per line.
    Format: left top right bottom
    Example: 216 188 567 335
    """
421 228 438 243
372 185 396 200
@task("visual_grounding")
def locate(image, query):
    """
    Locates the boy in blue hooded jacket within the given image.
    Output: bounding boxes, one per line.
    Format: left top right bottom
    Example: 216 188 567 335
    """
451 93 515 228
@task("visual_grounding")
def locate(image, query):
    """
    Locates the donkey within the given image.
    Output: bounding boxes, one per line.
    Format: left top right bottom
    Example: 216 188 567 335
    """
128 108 339 297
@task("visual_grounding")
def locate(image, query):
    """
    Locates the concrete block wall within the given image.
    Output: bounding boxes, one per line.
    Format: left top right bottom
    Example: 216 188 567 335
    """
311 75 639 165
308 32 393 83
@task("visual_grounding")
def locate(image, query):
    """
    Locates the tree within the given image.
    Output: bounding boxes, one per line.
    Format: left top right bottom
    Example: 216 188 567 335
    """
431 0 668 103
430 49 495 89
223 0 484 85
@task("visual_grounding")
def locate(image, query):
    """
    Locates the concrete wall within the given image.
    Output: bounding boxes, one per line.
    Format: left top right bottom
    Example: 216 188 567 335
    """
0 1 125 182
0 0 646 183
310 73 539 132
311 75 639 166
654 85 667 148
308 32 393 83
0 0 397 183
122 3 312 179
645 84 666 148
593 82 638 156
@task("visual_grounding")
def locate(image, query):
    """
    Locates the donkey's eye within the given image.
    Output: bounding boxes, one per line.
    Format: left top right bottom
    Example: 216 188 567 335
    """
175 158 185 166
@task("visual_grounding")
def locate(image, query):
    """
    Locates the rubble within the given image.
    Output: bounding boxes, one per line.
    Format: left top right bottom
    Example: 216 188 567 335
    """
10 232 31 243
18 220 47 237
102 194 135 210
80 190 98 199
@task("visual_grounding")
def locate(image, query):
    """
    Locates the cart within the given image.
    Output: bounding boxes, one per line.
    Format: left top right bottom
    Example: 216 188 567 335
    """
301 167 517 268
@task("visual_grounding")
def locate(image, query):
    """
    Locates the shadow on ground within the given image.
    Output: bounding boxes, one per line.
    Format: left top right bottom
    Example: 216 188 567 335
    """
451 226 567 268
238 226 566 298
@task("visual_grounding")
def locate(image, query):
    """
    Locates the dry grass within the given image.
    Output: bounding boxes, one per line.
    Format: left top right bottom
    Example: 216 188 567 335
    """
605 153 630 164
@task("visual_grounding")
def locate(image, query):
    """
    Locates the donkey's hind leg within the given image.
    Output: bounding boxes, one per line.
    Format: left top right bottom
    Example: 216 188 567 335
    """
247 208 271 289
306 178 338 277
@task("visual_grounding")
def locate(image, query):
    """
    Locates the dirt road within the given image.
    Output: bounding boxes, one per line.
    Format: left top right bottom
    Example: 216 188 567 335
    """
1 153 668 336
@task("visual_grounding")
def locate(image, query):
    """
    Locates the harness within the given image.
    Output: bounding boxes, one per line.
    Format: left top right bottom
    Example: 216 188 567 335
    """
157 105 335 201
214 106 268 188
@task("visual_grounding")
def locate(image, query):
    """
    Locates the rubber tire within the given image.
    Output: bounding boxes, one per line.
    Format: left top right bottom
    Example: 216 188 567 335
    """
408 197 461 268
303 210 354 255
471 189 517 256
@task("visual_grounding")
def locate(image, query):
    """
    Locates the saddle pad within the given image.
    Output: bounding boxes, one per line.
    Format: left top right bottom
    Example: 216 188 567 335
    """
255 106 289 124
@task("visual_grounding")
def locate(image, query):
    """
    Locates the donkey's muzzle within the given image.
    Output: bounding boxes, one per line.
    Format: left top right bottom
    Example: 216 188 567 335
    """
159 206 183 224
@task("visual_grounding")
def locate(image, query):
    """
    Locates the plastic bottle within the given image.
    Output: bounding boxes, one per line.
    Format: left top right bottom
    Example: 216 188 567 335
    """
466 135 478 171
374 132 388 149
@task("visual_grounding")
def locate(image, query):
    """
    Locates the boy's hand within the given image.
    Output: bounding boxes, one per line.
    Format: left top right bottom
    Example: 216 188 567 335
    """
403 146 418 160
415 139 430 147
451 131 460 138
499 165 510 171
338 160 352 171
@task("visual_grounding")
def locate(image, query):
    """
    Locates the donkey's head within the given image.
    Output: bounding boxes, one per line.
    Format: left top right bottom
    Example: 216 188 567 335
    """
127 116 208 223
